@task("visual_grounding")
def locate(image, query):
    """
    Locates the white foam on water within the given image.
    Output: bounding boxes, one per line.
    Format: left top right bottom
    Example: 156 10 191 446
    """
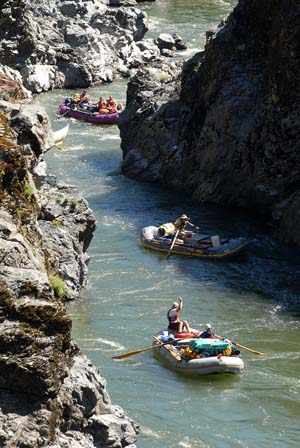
117 284 162 296
141 426 162 439
98 135 120 141
77 337 125 351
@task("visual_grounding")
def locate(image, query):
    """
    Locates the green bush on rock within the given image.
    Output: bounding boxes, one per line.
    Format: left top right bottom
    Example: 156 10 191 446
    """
49 275 66 299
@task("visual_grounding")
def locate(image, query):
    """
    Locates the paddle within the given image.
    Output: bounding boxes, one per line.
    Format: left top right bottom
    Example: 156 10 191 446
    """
112 338 178 360
166 229 180 258
215 334 264 355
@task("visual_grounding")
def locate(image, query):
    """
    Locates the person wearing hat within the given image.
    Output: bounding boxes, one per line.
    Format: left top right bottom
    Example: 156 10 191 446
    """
174 214 198 239
157 213 198 239
167 297 190 333
199 323 214 339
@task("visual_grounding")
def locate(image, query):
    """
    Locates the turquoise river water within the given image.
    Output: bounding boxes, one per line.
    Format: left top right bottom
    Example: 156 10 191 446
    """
35 1 300 447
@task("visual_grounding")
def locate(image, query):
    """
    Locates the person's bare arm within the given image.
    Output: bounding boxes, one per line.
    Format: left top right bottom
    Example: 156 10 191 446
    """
187 221 199 230
178 297 183 311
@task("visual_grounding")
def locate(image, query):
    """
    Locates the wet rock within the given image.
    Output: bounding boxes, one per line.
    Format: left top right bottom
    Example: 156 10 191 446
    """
155 33 176 51
172 33 187 50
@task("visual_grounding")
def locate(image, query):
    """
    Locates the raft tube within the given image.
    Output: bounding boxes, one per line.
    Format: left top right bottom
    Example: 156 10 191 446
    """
59 102 118 125
153 330 244 375
141 226 249 260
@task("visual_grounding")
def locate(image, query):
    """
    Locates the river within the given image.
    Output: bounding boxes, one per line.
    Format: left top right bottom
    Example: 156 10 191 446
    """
34 1 300 447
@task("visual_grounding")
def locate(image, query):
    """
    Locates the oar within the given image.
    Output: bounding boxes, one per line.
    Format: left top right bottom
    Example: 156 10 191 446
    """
112 338 178 360
57 108 71 119
166 229 180 258
215 334 264 355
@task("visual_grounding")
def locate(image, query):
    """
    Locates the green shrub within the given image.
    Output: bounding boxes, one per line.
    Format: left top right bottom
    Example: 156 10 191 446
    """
24 183 34 198
49 275 66 298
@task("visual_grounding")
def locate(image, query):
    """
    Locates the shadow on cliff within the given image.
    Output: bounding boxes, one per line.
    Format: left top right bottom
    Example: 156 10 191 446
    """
0 390 41 415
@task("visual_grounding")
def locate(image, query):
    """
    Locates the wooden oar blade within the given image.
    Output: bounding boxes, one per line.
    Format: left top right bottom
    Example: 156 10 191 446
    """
112 343 162 360
234 342 265 356
166 229 180 258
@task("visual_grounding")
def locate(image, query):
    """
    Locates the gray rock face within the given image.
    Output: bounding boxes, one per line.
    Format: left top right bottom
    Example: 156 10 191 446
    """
0 1 187 93
0 70 138 446
119 60 182 182
0 0 150 92
38 182 96 299
120 0 300 246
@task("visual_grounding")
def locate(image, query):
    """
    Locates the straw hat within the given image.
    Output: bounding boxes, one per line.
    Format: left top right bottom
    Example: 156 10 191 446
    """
179 214 190 220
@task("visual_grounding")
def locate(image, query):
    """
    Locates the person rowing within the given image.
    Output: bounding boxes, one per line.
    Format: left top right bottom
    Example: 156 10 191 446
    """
174 214 199 239
158 214 198 241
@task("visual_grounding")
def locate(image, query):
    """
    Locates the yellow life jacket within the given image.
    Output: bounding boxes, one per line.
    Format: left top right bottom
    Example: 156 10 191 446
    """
222 347 232 356
158 222 176 236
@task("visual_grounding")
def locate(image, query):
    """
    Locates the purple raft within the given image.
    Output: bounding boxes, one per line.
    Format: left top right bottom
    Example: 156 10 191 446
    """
59 102 118 125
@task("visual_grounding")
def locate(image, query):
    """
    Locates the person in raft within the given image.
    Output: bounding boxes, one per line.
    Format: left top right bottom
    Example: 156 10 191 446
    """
167 297 190 333
78 90 92 108
98 97 110 114
158 214 199 240
73 92 81 104
199 323 214 338
106 95 117 113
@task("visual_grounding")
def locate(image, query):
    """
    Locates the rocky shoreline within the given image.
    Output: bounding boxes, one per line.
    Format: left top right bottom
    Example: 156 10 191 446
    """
119 0 300 247
0 73 138 446
0 0 185 93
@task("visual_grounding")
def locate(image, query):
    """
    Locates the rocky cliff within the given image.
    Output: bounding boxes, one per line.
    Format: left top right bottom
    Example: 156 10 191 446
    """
0 0 174 93
119 0 300 246
0 72 138 447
